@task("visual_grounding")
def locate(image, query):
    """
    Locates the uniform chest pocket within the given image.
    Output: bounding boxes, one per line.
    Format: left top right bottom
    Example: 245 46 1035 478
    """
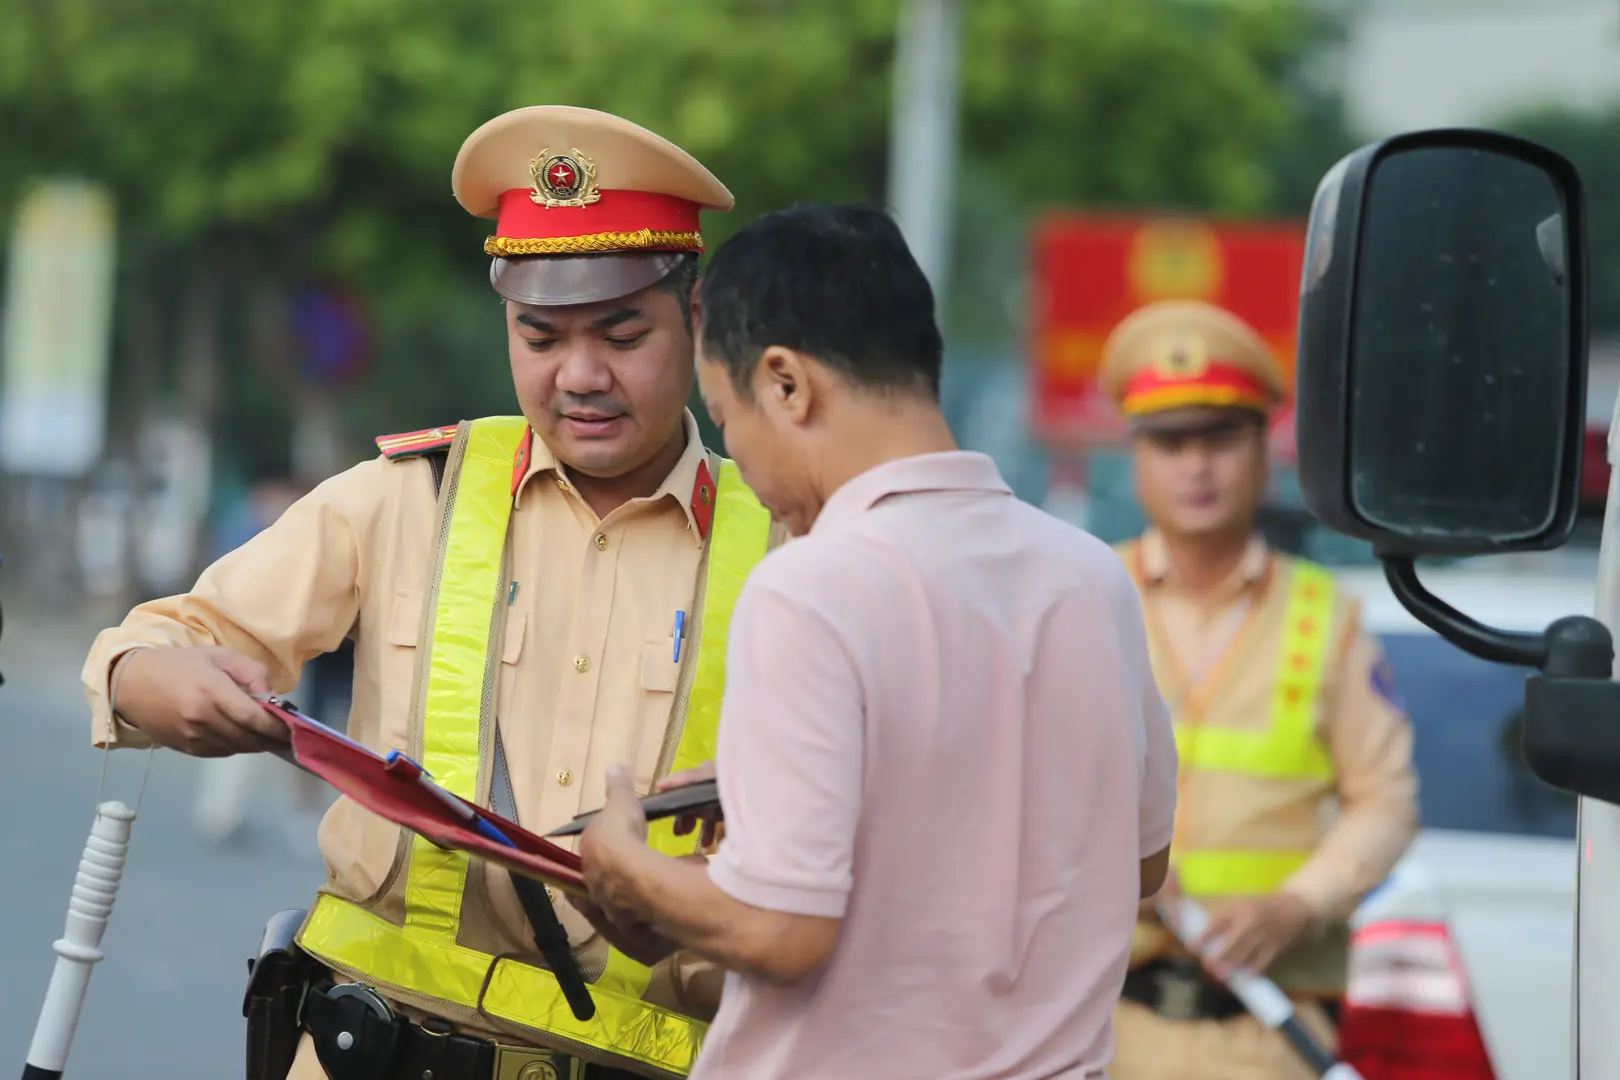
500 611 528 666
386 589 423 648
497 610 527 721
382 592 528 741
379 589 424 751
634 640 683 792
641 639 681 693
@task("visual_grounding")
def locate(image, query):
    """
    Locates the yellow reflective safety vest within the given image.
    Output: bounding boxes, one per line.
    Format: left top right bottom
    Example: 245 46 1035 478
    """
1118 540 1351 992
297 416 773 1076
1171 558 1336 899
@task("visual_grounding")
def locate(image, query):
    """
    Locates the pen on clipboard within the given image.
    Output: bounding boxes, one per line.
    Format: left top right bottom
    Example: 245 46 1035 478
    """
673 610 686 663
384 749 517 848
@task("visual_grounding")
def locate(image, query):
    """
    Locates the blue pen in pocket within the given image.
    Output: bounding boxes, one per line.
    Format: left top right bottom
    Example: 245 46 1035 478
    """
673 610 686 663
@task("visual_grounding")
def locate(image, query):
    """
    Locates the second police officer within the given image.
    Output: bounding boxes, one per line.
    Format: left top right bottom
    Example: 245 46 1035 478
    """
1099 299 1420 1080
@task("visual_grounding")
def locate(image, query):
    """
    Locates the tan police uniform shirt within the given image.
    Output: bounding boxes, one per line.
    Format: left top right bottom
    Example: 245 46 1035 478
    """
1131 528 1418 922
80 409 740 1015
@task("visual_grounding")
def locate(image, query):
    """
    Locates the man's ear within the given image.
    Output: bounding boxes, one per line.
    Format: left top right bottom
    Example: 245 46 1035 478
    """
757 346 812 424
689 278 704 334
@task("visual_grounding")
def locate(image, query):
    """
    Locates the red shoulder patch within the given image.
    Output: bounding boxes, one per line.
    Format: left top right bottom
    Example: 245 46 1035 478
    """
510 426 535 497
375 424 457 460
691 459 716 540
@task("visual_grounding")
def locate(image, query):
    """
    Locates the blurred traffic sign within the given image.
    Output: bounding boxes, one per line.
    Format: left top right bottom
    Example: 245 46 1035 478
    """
0 179 117 477
292 286 374 391
1031 214 1306 451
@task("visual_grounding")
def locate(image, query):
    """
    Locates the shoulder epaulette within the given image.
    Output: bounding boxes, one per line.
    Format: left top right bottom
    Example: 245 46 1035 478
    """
1284 552 1330 575
375 424 458 461
1275 550 1333 585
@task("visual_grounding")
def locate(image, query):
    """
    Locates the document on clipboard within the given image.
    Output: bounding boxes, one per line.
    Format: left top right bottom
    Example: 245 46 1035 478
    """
260 696 586 895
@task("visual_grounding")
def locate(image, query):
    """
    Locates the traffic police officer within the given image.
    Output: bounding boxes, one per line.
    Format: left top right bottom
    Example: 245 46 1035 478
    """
1097 299 1419 1080
81 106 785 1080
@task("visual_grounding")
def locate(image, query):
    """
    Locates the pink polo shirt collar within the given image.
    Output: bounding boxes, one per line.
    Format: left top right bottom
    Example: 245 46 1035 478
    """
813 451 1013 534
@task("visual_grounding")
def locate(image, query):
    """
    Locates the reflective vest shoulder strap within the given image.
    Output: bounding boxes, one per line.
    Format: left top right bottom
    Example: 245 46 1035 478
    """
404 417 528 937
1173 557 1339 899
670 458 769 775
599 457 771 1002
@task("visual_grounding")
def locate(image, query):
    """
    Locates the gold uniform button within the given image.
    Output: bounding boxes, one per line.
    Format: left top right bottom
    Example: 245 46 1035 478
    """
573 654 590 673
594 533 608 551
557 769 574 786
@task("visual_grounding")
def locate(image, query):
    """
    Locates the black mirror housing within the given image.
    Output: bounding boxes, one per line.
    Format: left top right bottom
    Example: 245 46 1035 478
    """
1295 128 1590 559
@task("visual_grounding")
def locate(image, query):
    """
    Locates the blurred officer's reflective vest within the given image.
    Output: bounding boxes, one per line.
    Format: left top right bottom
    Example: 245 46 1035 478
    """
296 416 772 1076
1119 542 1351 993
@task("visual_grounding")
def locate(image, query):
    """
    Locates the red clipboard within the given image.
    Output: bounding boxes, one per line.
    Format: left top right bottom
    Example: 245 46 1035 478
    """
262 698 585 895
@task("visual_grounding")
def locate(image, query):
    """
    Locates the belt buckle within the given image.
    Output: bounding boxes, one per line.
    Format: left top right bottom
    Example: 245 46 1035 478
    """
1152 966 1204 1022
494 1044 579 1080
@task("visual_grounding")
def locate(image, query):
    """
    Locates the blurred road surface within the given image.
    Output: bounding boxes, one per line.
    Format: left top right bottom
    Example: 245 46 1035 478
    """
0 601 328 1078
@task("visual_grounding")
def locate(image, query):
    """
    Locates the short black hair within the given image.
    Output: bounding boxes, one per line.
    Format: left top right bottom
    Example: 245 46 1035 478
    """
699 203 943 399
658 252 700 332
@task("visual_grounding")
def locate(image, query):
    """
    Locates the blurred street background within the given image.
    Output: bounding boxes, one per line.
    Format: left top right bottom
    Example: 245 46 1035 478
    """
3 0 1619 1076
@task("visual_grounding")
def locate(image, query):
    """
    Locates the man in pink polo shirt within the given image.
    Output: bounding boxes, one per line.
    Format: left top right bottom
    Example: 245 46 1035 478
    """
576 204 1179 1079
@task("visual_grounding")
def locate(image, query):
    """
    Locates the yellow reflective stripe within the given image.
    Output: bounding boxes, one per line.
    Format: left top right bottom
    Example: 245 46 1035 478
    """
303 894 701 1077
1268 560 1334 781
404 417 528 938
1171 722 1331 781
1174 561 1337 899
1174 560 1335 783
676 460 770 776
1176 849 1312 897
603 459 772 1002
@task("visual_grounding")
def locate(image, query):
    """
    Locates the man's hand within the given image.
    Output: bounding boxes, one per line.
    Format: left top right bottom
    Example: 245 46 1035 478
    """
568 847 711 967
580 765 655 935
656 761 722 848
113 646 289 757
1141 865 1180 921
567 893 678 967
1193 892 1315 978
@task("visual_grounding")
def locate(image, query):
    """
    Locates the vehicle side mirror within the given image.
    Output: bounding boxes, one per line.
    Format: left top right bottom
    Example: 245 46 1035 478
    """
1295 128 1587 557
1291 129 1620 807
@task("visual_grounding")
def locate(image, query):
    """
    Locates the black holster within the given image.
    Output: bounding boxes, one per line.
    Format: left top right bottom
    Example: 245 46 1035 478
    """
244 908 320 1080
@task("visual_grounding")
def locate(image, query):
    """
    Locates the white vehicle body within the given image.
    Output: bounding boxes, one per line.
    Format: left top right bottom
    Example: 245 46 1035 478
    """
1336 564 1589 1080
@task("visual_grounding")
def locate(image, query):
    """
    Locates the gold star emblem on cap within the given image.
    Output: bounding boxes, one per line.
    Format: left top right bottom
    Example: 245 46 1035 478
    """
528 147 601 210
1149 333 1209 380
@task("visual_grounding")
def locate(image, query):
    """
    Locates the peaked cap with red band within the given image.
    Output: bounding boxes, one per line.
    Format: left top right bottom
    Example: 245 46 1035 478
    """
452 105 734 307
1098 299 1285 430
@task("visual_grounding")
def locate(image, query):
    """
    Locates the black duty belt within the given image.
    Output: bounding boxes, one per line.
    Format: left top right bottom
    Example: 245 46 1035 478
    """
302 982 650 1080
1121 958 1248 1023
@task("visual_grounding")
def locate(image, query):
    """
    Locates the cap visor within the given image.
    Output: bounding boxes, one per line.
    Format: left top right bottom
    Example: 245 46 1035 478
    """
1129 404 1268 437
491 253 682 306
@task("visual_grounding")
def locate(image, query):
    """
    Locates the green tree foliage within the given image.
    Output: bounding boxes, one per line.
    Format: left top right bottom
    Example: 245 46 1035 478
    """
964 1 1298 214
949 0 1356 342
0 0 1350 463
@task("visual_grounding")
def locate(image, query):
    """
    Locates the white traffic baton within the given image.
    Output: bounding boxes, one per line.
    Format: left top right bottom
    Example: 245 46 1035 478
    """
21 746 152 1080
1156 896 1366 1080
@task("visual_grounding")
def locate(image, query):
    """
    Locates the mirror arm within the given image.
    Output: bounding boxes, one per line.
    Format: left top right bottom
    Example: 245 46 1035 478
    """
1382 556 1548 668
